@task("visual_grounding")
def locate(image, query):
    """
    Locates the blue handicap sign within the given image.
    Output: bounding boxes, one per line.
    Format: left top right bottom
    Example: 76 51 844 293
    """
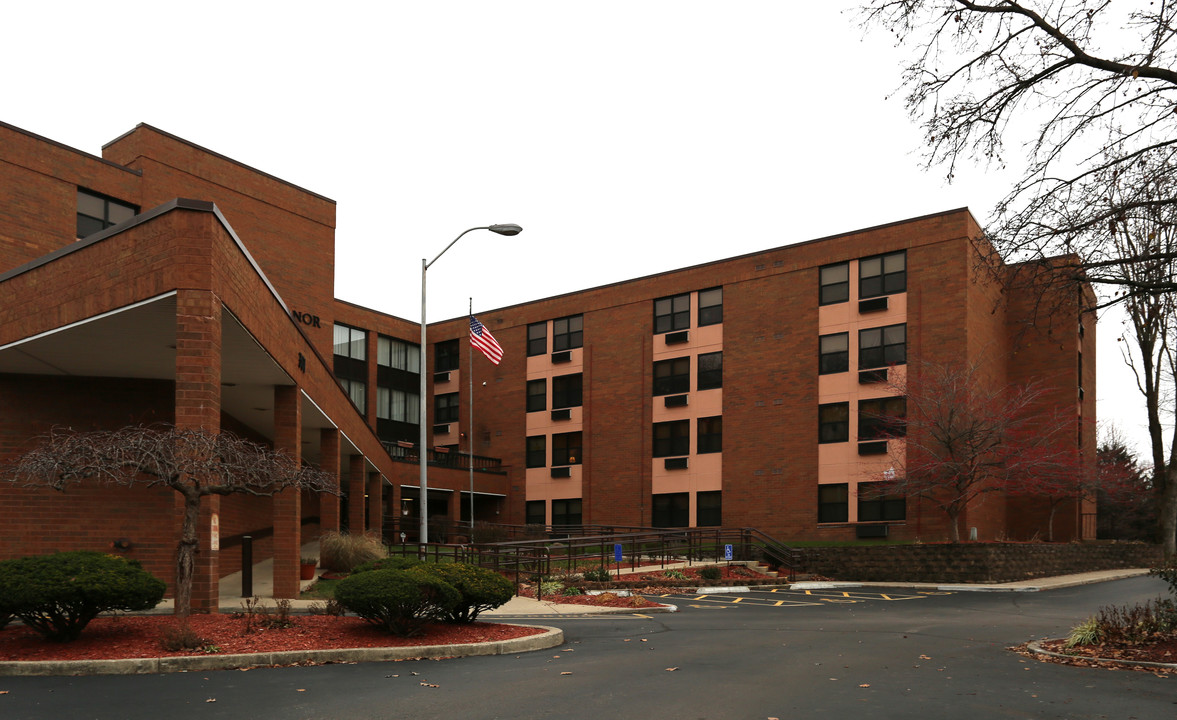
724 544 733 560
614 543 623 563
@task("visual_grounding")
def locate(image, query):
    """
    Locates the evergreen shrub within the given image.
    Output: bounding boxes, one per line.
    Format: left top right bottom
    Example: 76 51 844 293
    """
334 568 459 636
422 563 515 623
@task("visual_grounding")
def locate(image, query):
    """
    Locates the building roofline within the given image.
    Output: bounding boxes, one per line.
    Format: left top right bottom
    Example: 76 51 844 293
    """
0 120 143 176
333 297 419 326
103 123 336 205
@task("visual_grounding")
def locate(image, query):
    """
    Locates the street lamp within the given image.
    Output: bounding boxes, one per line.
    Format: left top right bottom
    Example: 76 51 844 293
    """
419 224 521 545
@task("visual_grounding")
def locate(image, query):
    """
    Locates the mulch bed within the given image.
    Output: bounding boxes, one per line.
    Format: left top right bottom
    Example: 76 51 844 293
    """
0 615 545 663
1033 636 1177 670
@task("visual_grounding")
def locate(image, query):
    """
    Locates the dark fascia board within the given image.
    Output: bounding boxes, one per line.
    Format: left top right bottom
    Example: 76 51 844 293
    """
0 198 288 318
0 120 142 176
104 123 335 205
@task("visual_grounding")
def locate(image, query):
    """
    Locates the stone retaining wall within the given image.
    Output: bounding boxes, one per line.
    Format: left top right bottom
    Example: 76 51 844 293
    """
801 543 1164 583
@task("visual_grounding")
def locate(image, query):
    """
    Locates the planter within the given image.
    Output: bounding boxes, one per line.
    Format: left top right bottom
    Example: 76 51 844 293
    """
300 563 317 581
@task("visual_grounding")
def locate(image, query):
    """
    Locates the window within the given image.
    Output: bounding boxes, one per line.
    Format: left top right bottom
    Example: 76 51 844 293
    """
697 416 722 454
857 483 906 522
435 392 460 423
652 492 689 528
698 287 723 326
552 373 583 409
526 379 546 412
377 387 419 423
697 490 722 527
818 484 849 523
435 339 460 372
858 397 906 440
697 351 723 390
552 432 582 466
76 189 137 238
553 315 583 351
819 402 849 443
654 293 691 334
552 498 582 526
527 322 547 356
859 250 906 299
653 420 690 457
526 435 546 468
653 357 690 396
820 262 849 305
819 333 849 375
526 500 546 526
339 378 367 414
333 324 366 360
859 324 906 369
377 337 420 372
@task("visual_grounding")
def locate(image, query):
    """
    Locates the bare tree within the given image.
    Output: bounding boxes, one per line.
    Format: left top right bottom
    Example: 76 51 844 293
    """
873 360 1080 542
2 425 338 617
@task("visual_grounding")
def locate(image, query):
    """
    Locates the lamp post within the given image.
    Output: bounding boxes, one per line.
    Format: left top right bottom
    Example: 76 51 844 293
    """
419 224 521 545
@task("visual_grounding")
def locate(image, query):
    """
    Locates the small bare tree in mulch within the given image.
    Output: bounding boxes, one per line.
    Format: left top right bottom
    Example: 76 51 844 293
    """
1 425 338 618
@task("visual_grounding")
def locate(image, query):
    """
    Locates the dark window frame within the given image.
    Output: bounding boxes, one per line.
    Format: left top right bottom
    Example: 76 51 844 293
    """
818 483 849 523
857 483 907 522
552 498 583 526
527 322 547 357
697 416 722 454
819 262 850 306
819 402 849 444
696 490 722 527
526 379 546 413
434 392 460 423
435 338 460 372
653 420 690 458
653 356 691 396
858 323 907 369
859 250 907 299
697 351 723 390
552 373 583 409
858 396 906 441
552 432 582 466
698 287 723 326
77 188 138 238
525 500 546 525
652 492 690 528
552 314 583 352
654 293 691 334
819 332 849 375
526 435 546 468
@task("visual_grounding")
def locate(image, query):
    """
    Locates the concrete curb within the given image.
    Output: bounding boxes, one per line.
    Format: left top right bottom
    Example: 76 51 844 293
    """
0 624 564 677
1026 639 1177 672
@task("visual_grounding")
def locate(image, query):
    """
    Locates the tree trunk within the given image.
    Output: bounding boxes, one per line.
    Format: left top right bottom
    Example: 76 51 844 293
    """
1160 466 1177 558
174 487 201 618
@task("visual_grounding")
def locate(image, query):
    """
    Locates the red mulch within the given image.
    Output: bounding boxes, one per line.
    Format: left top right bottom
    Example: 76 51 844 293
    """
1035 636 1177 669
0 614 545 662
620 565 771 582
515 587 667 608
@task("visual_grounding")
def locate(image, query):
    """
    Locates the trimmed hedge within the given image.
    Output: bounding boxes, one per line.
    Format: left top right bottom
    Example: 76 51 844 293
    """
0 551 166 642
334 568 459 636
351 556 426 574
422 563 514 623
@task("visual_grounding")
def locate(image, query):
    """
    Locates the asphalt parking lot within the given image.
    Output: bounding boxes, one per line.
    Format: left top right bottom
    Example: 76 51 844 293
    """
1 575 1173 720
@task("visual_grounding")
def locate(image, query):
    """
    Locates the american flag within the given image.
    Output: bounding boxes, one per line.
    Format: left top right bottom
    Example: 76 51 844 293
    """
469 315 504 365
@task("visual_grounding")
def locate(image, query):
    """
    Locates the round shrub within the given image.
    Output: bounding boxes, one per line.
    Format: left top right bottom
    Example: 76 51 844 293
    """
334 568 459 637
351 555 425 574
698 566 723 581
422 563 515 623
0 551 166 642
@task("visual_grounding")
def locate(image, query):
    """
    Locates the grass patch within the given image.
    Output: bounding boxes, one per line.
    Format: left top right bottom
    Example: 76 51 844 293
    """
300 576 344 600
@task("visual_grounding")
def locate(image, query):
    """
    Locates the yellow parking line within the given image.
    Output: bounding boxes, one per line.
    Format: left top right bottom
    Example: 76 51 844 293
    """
731 597 743 603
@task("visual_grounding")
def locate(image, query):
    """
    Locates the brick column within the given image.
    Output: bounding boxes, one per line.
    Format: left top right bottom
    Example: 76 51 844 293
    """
367 472 383 539
175 289 222 613
272 385 301 599
319 428 341 533
348 454 366 533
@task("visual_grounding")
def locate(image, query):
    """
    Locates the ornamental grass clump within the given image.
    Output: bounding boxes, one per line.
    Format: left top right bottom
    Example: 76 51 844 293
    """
334 568 459 637
319 531 386 573
0 551 165 642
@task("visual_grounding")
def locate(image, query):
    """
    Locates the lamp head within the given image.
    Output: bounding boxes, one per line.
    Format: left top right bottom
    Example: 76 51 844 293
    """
488 224 523 236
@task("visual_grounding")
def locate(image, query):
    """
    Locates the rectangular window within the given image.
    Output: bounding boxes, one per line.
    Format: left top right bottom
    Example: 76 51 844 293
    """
653 357 691 396
435 392 460 423
697 416 722 454
858 397 906 440
552 315 583 352
377 387 419 423
818 484 849 523
435 339 460 372
552 373 583 409
697 490 722 527
77 188 137 238
859 250 906 299
859 324 906 369
654 293 691 334
552 498 582 526
526 379 546 412
377 336 420 372
652 492 690 528
552 432 582 466
819 402 849 444
819 262 849 305
333 324 367 360
526 435 546 468
653 420 690 457
527 322 547 356
339 378 367 415
857 483 907 522
698 287 723 326
526 500 546 526
697 351 723 390
819 333 849 375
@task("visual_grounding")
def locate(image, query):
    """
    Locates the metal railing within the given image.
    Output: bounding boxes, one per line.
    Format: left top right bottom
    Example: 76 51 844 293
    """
381 441 507 473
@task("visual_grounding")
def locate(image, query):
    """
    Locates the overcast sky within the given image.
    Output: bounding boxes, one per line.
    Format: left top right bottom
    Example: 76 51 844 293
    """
2 1 1156 455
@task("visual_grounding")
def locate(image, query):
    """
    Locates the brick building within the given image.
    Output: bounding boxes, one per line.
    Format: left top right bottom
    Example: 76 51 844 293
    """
0 121 1095 609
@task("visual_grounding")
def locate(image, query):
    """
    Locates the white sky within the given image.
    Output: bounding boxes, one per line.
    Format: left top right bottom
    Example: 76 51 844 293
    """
1 1 1156 456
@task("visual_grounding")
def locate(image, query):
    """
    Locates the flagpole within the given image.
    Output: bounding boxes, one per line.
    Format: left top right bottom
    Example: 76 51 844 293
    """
468 297 475 539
